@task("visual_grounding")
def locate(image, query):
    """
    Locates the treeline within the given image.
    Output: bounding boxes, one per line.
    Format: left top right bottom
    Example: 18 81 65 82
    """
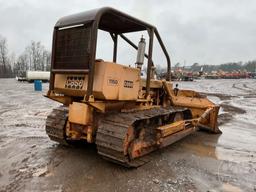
189 61 256 73
0 35 51 78
156 60 256 75
155 61 256 77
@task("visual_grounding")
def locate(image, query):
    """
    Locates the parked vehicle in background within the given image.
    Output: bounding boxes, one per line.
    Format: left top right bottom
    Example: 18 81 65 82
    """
16 70 50 82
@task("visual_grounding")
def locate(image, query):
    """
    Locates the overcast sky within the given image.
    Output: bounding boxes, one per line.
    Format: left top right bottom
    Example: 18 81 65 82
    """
0 0 256 66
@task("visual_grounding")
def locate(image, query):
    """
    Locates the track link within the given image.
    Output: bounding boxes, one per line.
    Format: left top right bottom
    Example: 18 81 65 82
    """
45 106 69 145
96 107 188 167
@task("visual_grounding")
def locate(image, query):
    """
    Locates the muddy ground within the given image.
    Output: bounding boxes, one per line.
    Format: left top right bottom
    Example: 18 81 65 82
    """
0 78 256 192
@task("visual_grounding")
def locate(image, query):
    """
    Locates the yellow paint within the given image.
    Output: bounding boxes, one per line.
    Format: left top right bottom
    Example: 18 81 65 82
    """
157 121 185 137
68 102 92 125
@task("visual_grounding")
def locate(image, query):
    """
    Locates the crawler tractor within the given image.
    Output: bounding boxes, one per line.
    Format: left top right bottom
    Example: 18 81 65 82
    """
45 7 220 167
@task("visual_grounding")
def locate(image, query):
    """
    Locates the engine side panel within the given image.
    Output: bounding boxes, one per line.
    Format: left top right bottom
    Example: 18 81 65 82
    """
53 61 140 100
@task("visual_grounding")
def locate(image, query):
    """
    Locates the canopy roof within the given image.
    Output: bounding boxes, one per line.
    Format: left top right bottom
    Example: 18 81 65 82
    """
55 7 155 33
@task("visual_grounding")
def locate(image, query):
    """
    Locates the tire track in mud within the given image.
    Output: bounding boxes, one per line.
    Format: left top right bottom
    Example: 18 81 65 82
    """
243 83 253 89
201 91 247 126
232 82 256 95
0 143 38 192
218 103 246 126
0 139 67 192
201 92 233 100
0 108 19 116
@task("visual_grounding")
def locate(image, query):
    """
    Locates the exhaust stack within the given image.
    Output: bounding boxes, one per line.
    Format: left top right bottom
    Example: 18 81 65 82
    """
135 36 146 69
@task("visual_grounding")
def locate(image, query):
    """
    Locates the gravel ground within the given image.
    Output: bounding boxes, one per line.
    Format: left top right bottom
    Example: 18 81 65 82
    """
0 78 256 192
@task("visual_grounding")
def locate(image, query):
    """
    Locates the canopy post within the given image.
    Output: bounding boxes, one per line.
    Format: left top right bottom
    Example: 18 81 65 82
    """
86 22 98 100
146 29 154 97
110 33 118 63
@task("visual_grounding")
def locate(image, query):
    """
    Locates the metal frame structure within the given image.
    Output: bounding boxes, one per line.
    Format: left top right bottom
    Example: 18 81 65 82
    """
50 7 171 100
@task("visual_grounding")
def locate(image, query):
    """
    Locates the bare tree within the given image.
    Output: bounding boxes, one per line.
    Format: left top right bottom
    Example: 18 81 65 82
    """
14 41 51 74
14 53 28 72
9 52 16 69
25 41 48 71
0 35 13 77
43 50 51 71
0 35 9 72
0 37 51 77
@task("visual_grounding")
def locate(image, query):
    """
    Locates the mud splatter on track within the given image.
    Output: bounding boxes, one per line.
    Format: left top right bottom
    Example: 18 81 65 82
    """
0 78 256 192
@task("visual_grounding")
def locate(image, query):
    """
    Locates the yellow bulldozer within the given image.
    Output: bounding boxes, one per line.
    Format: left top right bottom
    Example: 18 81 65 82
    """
45 7 220 167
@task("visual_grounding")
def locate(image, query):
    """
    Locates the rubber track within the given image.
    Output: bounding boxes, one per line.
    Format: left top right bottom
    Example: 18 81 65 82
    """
96 107 186 167
45 106 69 145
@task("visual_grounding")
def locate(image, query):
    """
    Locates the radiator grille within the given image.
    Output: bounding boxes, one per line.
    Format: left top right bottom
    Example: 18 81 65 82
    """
54 25 91 70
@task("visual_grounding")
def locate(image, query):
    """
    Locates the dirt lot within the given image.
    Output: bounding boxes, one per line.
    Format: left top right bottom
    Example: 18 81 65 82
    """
0 78 256 192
